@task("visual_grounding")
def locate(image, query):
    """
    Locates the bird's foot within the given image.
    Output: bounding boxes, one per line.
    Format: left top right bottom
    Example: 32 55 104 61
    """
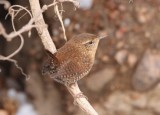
73 92 88 105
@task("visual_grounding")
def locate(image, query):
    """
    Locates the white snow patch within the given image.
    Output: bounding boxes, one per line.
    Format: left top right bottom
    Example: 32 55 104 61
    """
77 0 93 10
16 103 37 115
64 18 71 26
7 89 37 115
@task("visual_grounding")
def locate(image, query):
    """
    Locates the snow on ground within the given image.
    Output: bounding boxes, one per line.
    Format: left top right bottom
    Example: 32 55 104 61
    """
7 89 37 115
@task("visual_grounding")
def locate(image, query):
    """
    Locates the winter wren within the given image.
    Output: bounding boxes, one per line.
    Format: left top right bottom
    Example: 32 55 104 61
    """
42 33 106 86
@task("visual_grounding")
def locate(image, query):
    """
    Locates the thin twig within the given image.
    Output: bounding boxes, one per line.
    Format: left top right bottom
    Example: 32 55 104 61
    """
54 3 67 41
0 55 30 80
0 0 11 9
0 5 34 59
0 5 36 80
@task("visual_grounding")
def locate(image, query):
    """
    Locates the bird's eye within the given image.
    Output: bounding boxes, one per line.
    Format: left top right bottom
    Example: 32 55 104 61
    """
87 41 94 45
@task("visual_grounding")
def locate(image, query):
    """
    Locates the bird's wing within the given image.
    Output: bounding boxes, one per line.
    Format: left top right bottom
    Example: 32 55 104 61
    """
45 50 60 66
54 57 83 78
42 50 60 75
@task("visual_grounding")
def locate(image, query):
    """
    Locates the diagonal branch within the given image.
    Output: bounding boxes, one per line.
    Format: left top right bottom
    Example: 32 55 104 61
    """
29 0 57 54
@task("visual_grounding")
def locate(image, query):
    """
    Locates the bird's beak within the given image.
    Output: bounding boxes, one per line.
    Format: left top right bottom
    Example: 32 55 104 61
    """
97 34 108 40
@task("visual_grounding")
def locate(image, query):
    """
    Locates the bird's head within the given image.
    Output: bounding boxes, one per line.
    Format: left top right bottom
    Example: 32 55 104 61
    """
68 33 106 55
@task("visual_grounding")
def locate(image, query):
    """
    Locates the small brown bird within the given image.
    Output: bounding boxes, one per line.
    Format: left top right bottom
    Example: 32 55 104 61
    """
42 33 106 86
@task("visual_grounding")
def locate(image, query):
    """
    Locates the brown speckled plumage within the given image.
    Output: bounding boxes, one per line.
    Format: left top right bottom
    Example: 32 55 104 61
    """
42 33 101 86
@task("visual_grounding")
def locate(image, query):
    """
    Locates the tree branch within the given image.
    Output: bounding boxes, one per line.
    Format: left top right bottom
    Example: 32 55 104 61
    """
29 0 57 54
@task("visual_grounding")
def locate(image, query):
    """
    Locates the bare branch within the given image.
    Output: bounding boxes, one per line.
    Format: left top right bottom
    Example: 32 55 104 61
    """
67 83 98 115
0 55 30 80
29 0 57 54
54 3 67 41
53 0 80 41
0 5 34 59
0 5 34 80
0 0 11 9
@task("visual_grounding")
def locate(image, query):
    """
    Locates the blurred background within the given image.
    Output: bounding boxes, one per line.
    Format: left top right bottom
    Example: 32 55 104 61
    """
0 0 160 115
